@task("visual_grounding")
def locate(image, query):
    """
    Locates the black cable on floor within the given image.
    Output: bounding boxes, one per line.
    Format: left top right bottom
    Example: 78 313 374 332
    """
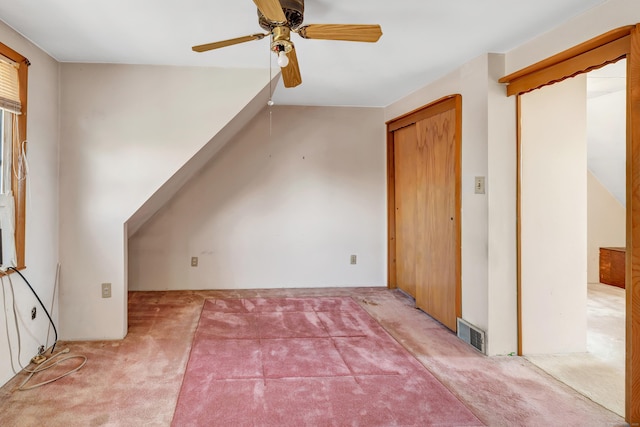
8 267 57 353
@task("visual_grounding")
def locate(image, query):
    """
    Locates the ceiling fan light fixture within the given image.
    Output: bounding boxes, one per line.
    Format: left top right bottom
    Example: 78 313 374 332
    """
277 50 289 67
271 26 293 68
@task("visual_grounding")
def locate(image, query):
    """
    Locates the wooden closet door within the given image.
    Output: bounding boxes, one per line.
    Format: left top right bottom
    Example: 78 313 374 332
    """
388 95 460 332
415 108 458 331
393 124 418 297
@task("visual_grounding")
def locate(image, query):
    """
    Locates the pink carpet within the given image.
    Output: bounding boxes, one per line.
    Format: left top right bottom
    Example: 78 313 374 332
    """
172 297 483 426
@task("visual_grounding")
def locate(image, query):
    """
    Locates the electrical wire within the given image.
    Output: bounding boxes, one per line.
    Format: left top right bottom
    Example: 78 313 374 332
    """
10 114 26 183
1 274 23 373
4 265 86 391
45 263 60 351
6 273 25 370
269 46 273 138
1 276 14 370
8 267 58 353
18 138 30 214
15 348 87 391
19 139 28 181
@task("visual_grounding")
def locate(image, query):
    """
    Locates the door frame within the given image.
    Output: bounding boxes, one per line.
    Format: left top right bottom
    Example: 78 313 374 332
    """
385 95 463 324
499 24 639 424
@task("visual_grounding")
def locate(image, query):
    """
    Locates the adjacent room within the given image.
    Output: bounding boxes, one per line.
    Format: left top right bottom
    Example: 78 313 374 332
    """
0 0 639 425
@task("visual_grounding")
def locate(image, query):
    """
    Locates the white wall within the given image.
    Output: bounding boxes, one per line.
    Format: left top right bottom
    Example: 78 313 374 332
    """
520 75 587 354
587 171 625 283
58 64 271 340
385 53 518 356
486 54 518 356
0 22 60 386
129 106 387 290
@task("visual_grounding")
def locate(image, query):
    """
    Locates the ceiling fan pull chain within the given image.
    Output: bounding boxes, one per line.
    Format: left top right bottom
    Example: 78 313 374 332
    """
268 48 273 138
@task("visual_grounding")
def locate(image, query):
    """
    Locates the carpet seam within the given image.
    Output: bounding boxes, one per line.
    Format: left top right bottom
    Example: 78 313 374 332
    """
169 297 209 427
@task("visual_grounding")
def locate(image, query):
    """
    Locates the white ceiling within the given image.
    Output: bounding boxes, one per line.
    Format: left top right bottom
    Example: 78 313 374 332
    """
0 0 609 106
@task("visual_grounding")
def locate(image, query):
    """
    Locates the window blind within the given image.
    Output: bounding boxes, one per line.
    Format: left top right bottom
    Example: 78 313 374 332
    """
0 56 20 114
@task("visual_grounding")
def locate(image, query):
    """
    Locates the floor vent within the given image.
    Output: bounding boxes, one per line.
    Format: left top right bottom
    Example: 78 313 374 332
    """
457 318 486 354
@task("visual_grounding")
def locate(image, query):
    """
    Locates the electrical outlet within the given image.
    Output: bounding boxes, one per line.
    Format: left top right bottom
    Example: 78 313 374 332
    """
191 257 198 267
31 307 36 320
350 254 357 265
101 283 112 298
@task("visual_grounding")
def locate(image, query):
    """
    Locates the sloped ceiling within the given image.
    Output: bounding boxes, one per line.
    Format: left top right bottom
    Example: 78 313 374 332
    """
0 0 609 106
587 60 627 206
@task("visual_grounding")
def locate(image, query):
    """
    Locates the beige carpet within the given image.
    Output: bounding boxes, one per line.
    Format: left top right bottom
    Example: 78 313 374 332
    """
526 282 625 416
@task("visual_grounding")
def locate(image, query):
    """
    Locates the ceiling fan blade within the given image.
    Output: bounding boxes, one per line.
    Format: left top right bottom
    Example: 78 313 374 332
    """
192 33 267 52
253 0 287 23
298 24 383 43
281 46 302 88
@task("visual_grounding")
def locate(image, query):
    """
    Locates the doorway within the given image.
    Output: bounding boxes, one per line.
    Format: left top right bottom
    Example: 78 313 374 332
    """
499 25 640 423
386 95 462 331
519 61 626 416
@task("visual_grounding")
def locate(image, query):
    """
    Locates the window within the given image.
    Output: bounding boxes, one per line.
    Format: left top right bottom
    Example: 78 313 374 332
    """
0 42 28 269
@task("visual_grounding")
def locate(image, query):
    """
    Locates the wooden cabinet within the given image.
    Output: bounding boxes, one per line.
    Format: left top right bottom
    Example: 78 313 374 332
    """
599 247 626 288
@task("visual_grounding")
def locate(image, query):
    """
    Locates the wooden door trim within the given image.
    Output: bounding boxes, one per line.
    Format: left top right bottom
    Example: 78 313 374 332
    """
502 24 639 424
386 94 462 325
386 96 459 132
453 95 462 320
627 24 640 425
500 26 633 96
387 125 397 289
515 94 523 357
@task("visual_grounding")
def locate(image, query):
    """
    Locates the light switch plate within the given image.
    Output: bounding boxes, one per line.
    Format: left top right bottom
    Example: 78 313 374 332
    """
474 176 486 194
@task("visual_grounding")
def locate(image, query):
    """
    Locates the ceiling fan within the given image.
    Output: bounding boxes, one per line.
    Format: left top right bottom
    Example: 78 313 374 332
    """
192 0 383 88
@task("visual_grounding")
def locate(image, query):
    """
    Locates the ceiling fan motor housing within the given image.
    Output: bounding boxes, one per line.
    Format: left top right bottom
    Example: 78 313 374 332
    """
258 0 304 30
271 26 293 53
